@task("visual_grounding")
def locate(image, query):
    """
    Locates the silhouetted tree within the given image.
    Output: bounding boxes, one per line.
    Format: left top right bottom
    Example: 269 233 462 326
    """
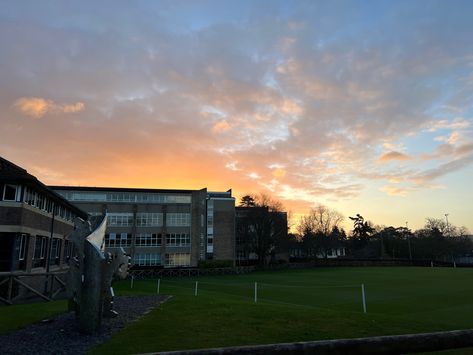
349 214 374 242
297 205 345 258
239 195 256 207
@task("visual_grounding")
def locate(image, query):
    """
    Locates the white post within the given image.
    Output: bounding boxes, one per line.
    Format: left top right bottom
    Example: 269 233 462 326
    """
195 281 198 296
454 261 457 268
131 275 134 289
361 284 367 313
431 261 434 268
157 279 161 295
254 282 258 303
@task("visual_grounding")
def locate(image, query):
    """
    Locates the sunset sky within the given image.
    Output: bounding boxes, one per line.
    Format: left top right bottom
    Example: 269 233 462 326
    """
1 0 472 232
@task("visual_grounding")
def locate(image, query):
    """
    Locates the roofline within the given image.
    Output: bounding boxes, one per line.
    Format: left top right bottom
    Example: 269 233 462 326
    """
49 185 201 194
0 158 88 219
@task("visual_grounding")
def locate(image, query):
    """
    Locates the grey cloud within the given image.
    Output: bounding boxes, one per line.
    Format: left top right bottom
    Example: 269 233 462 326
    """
1 1 473 205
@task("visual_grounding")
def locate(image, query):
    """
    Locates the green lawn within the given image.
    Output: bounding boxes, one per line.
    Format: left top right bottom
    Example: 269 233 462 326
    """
91 267 473 354
0 300 67 335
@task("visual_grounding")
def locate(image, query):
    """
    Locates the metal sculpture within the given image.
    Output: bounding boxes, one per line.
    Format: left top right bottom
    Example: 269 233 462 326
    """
67 215 129 334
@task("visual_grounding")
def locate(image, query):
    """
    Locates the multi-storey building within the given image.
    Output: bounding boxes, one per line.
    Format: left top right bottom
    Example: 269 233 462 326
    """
0 156 88 304
0 157 88 274
235 206 288 265
51 186 236 268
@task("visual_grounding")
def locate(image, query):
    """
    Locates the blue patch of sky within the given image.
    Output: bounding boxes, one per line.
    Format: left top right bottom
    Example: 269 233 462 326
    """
402 132 439 157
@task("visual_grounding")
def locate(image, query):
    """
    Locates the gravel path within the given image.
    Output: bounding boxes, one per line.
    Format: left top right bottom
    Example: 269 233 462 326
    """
0 295 170 355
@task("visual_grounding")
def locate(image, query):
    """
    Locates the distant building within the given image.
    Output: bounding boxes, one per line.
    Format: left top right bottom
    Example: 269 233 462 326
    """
51 186 236 268
235 206 288 265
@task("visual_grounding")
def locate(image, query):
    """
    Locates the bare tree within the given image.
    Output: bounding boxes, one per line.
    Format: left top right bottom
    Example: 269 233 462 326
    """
297 205 345 259
297 204 344 236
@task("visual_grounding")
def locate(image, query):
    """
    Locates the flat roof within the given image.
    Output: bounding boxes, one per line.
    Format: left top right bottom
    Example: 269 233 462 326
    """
49 185 200 194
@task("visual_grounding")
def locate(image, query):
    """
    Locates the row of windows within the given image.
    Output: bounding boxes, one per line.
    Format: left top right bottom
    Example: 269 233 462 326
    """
105 233 132 247
32 236 72 268
108 214 134 227
136 213 163 226
136 233 162 247
105 233 191 247
166 233 191 247
133 253 191 266
1 184 76 221
167 213 190 227
207 199 214 247
58 191 192 204
165 253 191 267
134 253 161 266
107 213 190 227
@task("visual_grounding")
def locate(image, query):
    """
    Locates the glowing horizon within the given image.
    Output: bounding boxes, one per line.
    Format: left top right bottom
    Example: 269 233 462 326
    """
1 0 472 233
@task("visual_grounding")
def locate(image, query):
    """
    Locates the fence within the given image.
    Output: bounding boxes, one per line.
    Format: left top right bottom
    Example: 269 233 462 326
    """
0 270 68 305
128 258 470 280
127 277 369 315
129 266 257 279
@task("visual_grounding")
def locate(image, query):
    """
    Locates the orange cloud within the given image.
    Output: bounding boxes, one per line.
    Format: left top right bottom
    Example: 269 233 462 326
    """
272 168 286 178
13 97 85 118
212 120 231 133
380 185 410 196
378 151 411 163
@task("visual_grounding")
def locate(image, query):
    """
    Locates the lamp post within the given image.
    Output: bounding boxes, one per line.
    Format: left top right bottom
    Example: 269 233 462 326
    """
445 213 449 236
406 221 412 261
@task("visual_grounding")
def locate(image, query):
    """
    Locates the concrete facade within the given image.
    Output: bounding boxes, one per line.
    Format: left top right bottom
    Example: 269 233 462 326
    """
51 186 236 268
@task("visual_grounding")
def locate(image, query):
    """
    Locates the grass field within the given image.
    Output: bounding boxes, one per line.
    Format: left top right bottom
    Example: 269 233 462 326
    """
0 300 67 335
89 267 473 354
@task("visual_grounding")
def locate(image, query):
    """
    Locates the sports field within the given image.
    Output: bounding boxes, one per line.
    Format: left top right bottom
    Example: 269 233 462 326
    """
91 266 473 354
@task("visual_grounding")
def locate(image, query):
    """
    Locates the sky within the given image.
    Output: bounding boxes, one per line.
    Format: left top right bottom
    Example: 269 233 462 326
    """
1 0 472 232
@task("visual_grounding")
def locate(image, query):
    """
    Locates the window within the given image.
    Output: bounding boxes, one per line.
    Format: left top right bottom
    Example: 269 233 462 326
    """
207 215 213 226
36 194 45 210
64 240 72 261
24 187 34 205
33 236 47 268
18 234 28 261
166 233 191 247
136 233 162 247
72 192 107 201
166 213 190 227
34 237 47 259
60 191 192 204
108 213 134 226
50 239 60 261
165 253 191 267
3 184 18 201
207 200 214 249
134 253 161 266
105 233 131 247
136 213 163 226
